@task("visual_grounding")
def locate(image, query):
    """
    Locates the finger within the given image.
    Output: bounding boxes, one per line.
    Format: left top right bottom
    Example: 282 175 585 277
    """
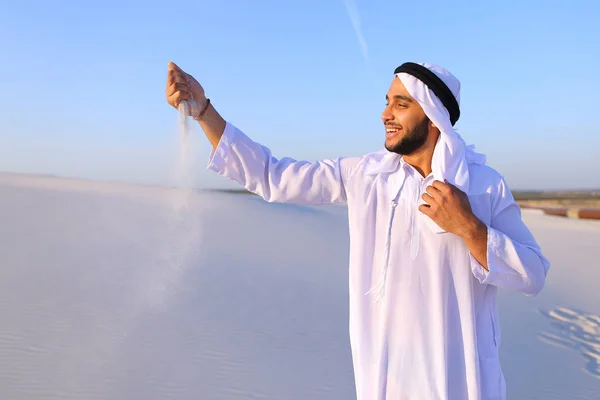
166 70 185 90
168 90 190 107
444 179 465 195
166 82 190 97
418 204 432 215
168 61 183 72
422 193 436 206
425 185 441 198
168 69 188 85
432 180 451 194
166 86 188 102
168 74 187 85
168 68 188 78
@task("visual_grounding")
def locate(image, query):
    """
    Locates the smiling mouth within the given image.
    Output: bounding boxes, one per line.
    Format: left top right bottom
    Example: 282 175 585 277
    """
385 127 401 138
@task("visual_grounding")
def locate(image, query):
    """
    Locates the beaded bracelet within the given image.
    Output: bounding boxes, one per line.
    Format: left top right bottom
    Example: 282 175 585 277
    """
192 98 211 121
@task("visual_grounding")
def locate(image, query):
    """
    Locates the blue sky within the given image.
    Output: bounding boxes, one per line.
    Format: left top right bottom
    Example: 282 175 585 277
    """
1 0 599 190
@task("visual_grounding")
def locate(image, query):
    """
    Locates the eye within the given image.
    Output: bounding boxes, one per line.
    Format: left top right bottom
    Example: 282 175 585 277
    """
396 103 408 109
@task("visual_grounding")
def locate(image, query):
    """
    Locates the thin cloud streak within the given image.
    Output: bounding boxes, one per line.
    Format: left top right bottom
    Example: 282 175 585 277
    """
343 0 369 63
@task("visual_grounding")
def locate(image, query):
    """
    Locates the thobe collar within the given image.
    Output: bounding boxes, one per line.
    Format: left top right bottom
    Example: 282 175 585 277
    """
363 137 447 187
364 151 402 176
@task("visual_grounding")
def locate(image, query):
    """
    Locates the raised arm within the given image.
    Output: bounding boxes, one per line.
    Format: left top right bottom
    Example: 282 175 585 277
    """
165 62 358 205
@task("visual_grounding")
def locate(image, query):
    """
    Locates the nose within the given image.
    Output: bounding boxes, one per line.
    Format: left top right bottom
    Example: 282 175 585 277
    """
381 104 393 123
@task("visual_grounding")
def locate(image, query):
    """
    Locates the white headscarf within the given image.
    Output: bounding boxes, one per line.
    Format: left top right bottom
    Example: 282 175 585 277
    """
395 62 486 192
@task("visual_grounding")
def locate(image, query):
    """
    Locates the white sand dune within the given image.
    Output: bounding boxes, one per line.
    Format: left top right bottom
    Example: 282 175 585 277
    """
0 173 599 400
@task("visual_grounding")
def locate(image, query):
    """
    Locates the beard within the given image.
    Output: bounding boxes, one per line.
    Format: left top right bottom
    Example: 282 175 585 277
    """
385 116 430 155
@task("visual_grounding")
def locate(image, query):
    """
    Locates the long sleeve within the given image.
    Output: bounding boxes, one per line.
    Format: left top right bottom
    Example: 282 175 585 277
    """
207 122 359 205
470 177 551 296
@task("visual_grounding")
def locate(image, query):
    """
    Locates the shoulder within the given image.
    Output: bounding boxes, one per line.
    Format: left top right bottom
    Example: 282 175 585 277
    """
361 149 392 168
340 149 393 176
468 162 516 217
467 163 508 194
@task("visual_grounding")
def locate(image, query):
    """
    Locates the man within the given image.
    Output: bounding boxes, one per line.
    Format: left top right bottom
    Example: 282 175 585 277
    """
165 61 550 400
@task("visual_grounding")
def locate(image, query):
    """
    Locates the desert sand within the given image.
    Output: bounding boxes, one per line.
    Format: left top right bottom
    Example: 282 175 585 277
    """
0 173 599 400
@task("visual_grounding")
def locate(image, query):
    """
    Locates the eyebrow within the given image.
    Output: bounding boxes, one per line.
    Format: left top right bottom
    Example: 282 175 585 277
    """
386 94 414 103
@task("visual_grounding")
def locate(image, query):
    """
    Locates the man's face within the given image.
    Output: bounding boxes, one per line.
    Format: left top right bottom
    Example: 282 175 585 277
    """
381 77 431 155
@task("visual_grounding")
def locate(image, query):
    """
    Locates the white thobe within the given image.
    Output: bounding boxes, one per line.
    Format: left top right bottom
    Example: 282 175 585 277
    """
207 122 551 400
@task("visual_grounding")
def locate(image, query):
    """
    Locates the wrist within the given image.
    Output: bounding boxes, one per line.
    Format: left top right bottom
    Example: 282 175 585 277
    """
194 96 208 108
460 216 487 241
190 98 211 120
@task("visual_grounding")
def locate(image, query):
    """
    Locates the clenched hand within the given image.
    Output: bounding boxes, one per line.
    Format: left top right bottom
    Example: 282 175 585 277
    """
419 179 484 238
165 62 207 111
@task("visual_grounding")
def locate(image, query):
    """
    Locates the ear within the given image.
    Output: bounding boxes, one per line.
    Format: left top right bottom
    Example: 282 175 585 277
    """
429 120 440 135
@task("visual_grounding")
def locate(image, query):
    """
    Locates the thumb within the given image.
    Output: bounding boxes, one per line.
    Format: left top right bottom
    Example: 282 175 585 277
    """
168 61 183 72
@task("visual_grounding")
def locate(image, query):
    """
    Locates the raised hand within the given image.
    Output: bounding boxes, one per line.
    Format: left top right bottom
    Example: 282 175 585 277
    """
165 62 207 111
